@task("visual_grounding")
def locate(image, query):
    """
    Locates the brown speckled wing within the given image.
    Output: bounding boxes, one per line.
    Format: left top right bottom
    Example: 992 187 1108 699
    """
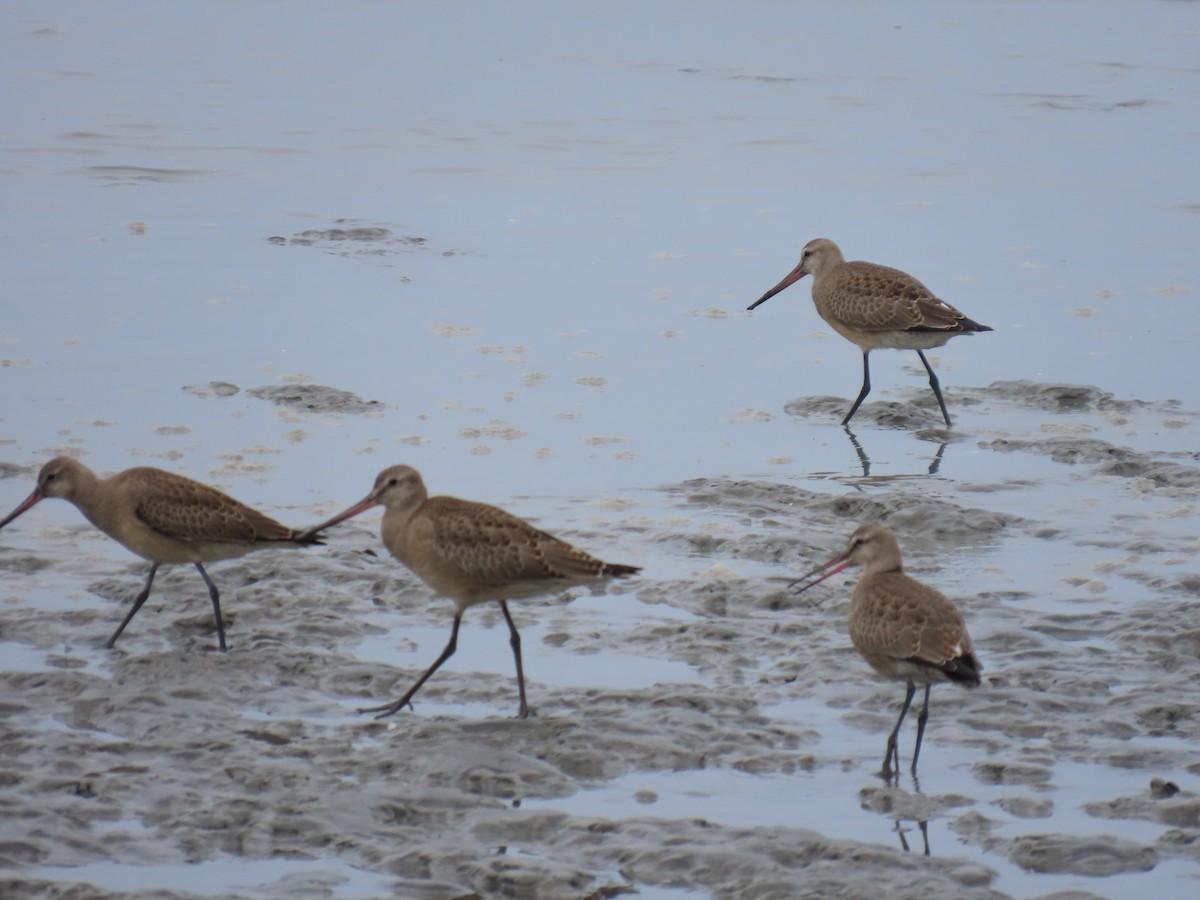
851 572 973 667
421 497 616 591
829 262 971 333
131 471 294 545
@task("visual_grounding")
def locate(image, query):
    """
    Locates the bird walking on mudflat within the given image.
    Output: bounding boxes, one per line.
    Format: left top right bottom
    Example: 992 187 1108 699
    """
306 465 641 719
791 523 982 777
0 456 324 651
748 238 992 427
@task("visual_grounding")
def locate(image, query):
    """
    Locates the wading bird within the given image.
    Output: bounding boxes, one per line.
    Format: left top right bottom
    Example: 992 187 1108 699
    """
792 523 981 777
748 238 992 427
306 465 640 719
0 456 324 650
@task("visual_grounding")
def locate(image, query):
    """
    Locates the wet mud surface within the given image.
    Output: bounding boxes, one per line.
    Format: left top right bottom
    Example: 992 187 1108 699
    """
245 385 385 416
5 2 1199 896
3 380 1200 899
266 219 463 262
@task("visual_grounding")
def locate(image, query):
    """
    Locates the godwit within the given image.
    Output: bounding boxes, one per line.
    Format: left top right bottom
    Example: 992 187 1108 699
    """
0 456 324 651
792 523 981 777
306 464 641 719
748 238 992 427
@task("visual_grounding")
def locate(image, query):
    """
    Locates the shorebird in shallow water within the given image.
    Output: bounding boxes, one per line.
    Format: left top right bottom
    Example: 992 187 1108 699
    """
748 238 992 427
0 456 324 651
307 464 641 719
792 523 982 777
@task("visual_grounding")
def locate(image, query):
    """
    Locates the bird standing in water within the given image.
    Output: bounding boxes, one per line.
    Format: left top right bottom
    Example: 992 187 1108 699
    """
0 456 324 650
307 465 641 719
792 523 982 777
748 238 992 427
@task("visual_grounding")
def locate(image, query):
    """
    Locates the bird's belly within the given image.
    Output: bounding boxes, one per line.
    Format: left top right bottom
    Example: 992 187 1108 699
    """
412 567 572 609
820 314 959 353
114 522 254 565
861 652 955 685
858 329 960 352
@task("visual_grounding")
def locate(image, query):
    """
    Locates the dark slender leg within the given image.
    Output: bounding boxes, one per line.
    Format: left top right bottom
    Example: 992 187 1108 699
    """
911 683 933 773
194 563 227 652
360 612 463 719
842 352 873 426
917 350 951 427
105 564 159 649
882 679 918 777
498 600 529 719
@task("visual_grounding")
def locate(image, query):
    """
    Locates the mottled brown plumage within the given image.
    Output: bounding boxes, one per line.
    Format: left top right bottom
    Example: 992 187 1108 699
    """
792 523 981 777
748 238 992 427
0 456 324 651
307 464 641 718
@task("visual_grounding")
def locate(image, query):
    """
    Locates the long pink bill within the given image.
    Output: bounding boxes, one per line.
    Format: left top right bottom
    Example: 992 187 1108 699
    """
0 488 44 530
789 553 853 594
747 263 808 311
299 495 380 541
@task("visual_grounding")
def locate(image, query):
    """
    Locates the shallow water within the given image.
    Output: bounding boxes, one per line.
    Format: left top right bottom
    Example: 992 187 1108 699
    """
3 1 1200 898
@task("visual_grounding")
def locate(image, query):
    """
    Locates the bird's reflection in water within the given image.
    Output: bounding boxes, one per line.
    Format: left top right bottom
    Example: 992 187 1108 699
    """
843 426 947 480
845 426 872 476
895 818 931 856
859 776 938 858
926 440 947 476
885 767 919 792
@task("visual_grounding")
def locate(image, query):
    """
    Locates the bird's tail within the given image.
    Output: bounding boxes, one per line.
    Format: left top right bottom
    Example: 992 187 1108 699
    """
290 528 327 547
604 563 641 578
962 317 993 334
944 651 983 687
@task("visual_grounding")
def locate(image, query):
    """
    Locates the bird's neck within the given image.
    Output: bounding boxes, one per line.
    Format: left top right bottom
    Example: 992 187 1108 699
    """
381 498 423 545
62 468 107 525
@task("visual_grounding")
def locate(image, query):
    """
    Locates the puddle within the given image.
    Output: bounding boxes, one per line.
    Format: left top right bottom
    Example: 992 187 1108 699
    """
530 696 1198 897
27 858 397 898
352 590 702 699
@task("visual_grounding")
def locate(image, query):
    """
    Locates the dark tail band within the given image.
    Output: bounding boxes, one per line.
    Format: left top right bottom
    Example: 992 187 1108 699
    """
291 528 327 547
943 652 983 686
605 563 641 578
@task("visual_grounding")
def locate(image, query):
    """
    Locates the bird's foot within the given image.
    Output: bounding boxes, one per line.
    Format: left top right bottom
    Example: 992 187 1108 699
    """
357 698 414 719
